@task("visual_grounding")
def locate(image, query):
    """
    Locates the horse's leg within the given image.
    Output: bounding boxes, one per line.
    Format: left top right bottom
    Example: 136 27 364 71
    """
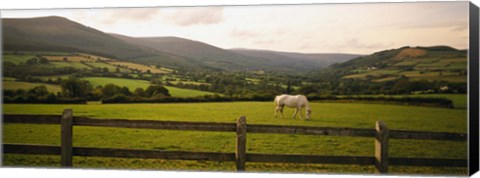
280 106 285 119
300 107 306 119
274 106 280 118
293 107 299 119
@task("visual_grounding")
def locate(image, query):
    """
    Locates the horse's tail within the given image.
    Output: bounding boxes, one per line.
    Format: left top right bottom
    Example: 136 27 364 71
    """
273 95 279 106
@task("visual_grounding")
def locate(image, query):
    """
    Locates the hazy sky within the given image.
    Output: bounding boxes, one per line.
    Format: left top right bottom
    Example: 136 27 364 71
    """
1 1 469 54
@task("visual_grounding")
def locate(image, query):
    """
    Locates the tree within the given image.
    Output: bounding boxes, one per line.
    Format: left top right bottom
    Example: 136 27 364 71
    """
145 85 170 97
101 84 122 97
102 67 109 73
134 88 146 97
38 57 49 64
26 58 38 65
120 87 132 96
27 86 49 97
60 78 91 98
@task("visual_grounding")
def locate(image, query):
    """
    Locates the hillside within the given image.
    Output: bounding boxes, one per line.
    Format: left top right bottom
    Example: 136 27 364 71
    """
111 34 287 71
230 48 360 70
112 34 361 72
3 16 157 59
4 16 361 73
314 46 467 83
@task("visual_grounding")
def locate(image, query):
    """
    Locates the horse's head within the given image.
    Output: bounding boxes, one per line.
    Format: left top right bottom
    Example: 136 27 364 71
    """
306 108 312 119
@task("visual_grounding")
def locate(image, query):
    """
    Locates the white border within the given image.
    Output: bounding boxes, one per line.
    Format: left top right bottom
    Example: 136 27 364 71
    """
0 1 479 178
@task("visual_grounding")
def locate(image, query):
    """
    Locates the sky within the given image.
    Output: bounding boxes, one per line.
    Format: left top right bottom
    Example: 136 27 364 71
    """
1 1 470 55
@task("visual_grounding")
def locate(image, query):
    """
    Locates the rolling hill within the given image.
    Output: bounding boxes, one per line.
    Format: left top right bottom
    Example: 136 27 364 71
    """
1 16 374 73
112 34 360 72
3 16 190 69
3 16 155 59
312 46 467 83
110 34 270 71
230 48 360 70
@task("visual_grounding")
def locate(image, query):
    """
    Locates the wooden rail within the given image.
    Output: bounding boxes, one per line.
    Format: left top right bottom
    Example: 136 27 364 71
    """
3 110 468 173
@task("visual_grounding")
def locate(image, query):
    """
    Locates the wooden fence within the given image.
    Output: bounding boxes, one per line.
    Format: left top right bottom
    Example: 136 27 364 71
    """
3 109 468 173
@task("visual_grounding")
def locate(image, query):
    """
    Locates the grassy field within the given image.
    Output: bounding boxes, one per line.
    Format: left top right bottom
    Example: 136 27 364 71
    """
2 102 467 175
3 54 37 64
2 81 62 93
46 61 92 69
44 55 94 62
108 61 170 74
341 94 467 109
81 77 217 97
85 62 126 72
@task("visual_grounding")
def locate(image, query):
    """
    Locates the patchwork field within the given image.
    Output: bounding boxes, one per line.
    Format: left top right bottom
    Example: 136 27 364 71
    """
109 61 170 74
81 77 218 97
2 81 62 93
2 102 467 174
343 56 467 83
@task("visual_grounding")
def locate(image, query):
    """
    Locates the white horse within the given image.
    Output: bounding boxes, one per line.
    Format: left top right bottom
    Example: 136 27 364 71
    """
274 94 312 119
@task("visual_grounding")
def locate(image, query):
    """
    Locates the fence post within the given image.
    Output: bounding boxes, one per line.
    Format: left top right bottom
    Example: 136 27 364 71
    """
375 121 389 174
236 116 247 171
61 109 73 167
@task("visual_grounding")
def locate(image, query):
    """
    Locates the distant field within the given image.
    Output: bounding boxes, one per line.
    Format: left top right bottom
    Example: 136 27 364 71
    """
3 102 467 174
37 75 71 81
45 55 94 62
164 86 217 97
344 56 467 83
108 61 170 74
170 81 211 86
343 69 401 79
85 62 126 72
81 77 151 89
3 54 37 64
3 51 72 56
2 81 62 93
81 77 217 97
340 94 467 109
46 61 92 69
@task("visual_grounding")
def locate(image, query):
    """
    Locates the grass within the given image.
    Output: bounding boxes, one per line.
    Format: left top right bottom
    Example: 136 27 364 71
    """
170 81 211 86
163 86 218 97
343 69 401 79
44 55 94 62
37 75 71 81
81 77 217 97
85 62 125 72
341 94 467 109
2 102 467 175
82 77 151 89
2 54 37 65
43 61 92 69
108 61 170 74
2 81 62 93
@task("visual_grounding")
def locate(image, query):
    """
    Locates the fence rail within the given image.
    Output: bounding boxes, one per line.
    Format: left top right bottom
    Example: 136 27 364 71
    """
3 110 468 173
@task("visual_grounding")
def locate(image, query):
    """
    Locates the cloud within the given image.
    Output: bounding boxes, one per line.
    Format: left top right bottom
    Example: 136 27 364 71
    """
230 29 259 38
253 39 276 45
162 7 223 26
73 8 161 26
345 38 396 50
109 8 161 21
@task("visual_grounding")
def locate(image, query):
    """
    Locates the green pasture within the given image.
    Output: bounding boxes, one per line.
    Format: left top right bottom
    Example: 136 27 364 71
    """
81 77 217 97
84 62 121 72
343 69 401 79
3 102 467 174
45 61 92 69
2 81 62 93
340 94 466 109
3 54 38 65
